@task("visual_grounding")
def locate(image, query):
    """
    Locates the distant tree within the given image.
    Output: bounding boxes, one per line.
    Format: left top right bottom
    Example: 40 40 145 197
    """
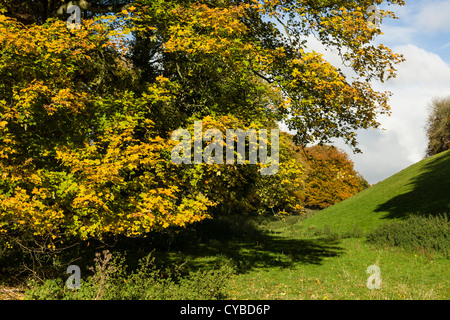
425 97 450 157
303 145 369 209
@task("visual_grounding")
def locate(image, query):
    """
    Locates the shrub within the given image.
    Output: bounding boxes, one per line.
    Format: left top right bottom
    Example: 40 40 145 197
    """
24 250 235 300
366 214 450 256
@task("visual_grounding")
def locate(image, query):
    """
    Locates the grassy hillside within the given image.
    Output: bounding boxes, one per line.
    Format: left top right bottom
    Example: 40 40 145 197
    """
302 150 450 233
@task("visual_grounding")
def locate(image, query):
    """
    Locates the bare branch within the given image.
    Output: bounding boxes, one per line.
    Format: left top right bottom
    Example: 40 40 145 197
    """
252 69 274 84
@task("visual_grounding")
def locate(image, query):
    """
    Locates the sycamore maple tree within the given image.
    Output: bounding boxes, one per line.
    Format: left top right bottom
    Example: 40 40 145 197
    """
0 0 405 249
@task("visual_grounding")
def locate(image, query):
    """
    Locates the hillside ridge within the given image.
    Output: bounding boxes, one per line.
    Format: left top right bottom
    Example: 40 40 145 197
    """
302 150 450 233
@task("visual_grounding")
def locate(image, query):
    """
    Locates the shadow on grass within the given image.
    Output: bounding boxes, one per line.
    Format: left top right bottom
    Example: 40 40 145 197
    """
0 214 344 283
152 215 345 274
375 151 450 220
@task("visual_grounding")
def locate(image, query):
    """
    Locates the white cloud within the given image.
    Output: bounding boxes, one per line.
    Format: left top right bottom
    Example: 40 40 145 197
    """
378 26 417 45
389 44 450 86
293 40 450 184
415 0 450 32
345 44 450 184
333 129 415 185
278 2 450 185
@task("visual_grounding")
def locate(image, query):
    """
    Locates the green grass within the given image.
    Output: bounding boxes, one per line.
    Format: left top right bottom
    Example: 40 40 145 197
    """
152 211 449 300
227 238 448 300
301 150 450 234
157 151 450 300
11 151 450 300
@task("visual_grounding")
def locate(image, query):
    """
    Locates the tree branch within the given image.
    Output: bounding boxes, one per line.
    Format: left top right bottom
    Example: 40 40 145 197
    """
56 0 132 16
252 69 274 84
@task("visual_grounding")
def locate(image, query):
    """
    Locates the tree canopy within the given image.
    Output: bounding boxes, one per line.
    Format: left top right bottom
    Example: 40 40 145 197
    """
0 0 404 247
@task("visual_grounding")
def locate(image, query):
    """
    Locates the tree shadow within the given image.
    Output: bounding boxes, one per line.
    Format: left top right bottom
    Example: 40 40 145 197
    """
375 151 450 220
154 214 344 274
0 214 345 283
188 236 343 273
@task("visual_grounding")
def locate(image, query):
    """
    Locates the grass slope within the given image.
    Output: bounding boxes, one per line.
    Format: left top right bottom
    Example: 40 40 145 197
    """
302 150 450 233
162 152 450 299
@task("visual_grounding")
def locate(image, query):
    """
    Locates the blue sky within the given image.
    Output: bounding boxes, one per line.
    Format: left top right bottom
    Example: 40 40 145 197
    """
297 0 450 184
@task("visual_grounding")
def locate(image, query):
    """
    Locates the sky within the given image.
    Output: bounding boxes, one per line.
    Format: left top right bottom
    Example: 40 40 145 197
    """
284 0 450 185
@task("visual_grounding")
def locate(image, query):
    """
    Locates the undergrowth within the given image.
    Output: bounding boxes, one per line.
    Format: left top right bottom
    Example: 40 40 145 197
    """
366 213 450 257
24 250 234 300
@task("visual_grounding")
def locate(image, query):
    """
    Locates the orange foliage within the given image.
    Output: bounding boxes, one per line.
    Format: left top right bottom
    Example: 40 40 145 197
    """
303 145 369 209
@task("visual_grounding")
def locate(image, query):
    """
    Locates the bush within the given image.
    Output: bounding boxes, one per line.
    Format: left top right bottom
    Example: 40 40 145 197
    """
366 214 450 256
24 250 235 300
